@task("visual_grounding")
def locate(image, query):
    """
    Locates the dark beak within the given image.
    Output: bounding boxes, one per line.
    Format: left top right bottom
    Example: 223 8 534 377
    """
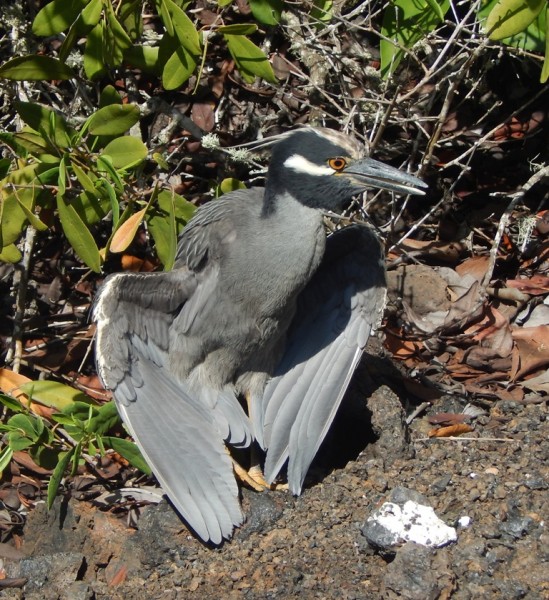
344 158 428 196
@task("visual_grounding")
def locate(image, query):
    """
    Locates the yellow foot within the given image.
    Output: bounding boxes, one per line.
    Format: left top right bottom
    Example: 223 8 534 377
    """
232 461 288 492
232 460 267 492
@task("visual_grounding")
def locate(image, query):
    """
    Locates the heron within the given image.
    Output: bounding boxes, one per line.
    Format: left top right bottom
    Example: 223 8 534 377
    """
93 128 427 544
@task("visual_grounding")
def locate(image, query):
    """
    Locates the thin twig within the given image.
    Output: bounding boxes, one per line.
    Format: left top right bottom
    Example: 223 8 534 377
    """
6 225 36 373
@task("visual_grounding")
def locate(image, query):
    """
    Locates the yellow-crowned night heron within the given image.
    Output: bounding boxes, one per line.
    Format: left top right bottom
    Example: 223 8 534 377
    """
93 128 427 544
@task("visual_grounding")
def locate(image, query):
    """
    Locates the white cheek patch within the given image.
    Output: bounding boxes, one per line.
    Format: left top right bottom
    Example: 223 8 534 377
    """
284 154 334 176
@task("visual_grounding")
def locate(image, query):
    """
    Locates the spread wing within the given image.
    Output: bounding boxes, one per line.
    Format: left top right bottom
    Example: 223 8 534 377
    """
258 224 387 495
93 198 254 545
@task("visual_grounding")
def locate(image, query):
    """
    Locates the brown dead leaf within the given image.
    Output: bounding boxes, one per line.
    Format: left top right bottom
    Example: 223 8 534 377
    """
428 413 470 426
506 275 549 295
464 382 524 402
12 451 52 476
0 368 31 397
390 239 465 263
536 210 549 235
428 423 474 437
110 208 147 254
0 369 56 418
467 306 513 357
191 102 215 132
455 255 490 283
384 330 424 359
520 370 549 393
511 325 549 379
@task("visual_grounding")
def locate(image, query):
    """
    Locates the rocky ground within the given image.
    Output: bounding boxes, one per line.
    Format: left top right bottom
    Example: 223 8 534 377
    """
1 363 547 600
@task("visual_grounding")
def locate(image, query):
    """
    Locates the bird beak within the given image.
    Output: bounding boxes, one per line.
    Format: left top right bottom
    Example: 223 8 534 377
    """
343 158 428 196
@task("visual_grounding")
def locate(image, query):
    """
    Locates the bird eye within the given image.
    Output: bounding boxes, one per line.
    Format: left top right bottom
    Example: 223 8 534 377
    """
328 157 347 171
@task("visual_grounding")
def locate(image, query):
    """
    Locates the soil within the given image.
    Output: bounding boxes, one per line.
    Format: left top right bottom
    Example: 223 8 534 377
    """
1 363 547 600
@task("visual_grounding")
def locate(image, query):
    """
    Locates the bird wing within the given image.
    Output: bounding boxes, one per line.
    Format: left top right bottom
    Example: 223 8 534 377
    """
259 224 387 495
93 201 254 544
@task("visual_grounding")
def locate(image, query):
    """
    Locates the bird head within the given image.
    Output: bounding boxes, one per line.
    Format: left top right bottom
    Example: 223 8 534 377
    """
264 128 427 212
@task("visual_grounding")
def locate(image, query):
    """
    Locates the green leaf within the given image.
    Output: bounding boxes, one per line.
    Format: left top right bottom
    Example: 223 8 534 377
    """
14 193 48 232
32 0 88 36
157 0 175 37
224 34 277 83
124 45 161 73
485 0 545 39
0 55 75 81
31 446 62 470
0 393 24 412
0 447 14 476
103 436 151 474
57 191 102 272
0 244 22 263
59 0 104 62
47 449 74 508
96 179 120 226
87 104 141 136
147 190 196 268
8 414 39 440
0 158 10 179
86 401 120 435
249 0 283 25
542 7 549 82
120 0 143 40
15 101 72 149
101 136 148 169
479 0 547 52
0 187 37 246
218 177 247 195
218 24 259 35
71 161 98 195
99 85 123 107
310 0 333 24
105 3 133 66
162 45 198 89
96 155 124 191
84 22 107 79
81 0 104 28
380 0 450 78
164 0 201 55
7 431 34 451
11 132 52 155
19 380 93 411
71 191 110 227
424 0 445 20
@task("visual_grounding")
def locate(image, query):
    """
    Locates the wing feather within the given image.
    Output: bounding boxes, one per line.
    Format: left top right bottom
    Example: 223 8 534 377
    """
94 266 249 543
261 224 386 494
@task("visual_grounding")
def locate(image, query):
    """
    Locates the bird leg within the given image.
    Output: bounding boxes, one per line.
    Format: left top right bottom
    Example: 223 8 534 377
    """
230 391 289 491
230 454 269 492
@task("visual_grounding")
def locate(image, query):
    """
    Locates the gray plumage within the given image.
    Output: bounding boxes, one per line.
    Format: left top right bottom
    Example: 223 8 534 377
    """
94 128 427 544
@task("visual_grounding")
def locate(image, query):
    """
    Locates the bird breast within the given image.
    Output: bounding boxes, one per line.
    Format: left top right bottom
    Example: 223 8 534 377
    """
169 191 326 390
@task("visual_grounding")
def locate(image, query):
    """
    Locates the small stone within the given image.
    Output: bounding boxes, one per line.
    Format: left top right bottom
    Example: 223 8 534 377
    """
361 487 457 551
430 474 452 494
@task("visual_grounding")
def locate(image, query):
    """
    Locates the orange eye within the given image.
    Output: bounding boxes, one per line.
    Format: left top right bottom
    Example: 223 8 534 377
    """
328 157 347 171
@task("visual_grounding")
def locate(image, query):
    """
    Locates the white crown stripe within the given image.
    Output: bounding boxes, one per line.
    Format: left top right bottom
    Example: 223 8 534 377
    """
283 154 334 176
